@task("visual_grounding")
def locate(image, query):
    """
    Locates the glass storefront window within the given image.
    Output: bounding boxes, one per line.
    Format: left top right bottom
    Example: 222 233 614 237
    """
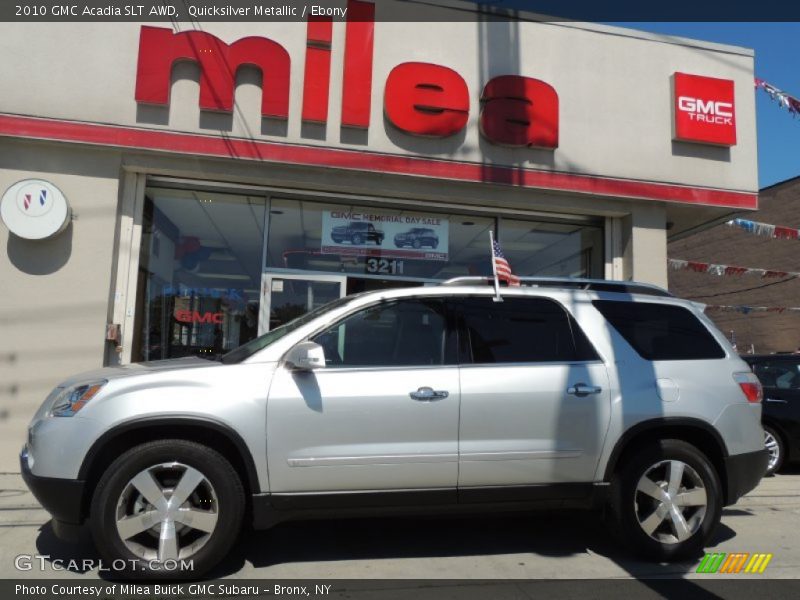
135 188 266 361
266 198 496 281
499 218 604 278
133 182 606 357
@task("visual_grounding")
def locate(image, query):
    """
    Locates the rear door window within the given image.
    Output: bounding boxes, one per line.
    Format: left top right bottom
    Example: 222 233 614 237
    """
454 296 599 364
592 300 725 361
750 360 800 390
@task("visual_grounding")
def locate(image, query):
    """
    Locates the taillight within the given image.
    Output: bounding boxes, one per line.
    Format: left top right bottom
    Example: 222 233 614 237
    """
733 372 763 403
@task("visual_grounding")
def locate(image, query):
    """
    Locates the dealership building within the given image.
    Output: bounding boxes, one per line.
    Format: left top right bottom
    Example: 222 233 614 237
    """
0 1 758 432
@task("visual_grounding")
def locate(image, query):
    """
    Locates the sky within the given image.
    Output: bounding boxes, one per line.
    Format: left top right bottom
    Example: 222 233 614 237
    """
613 23 800 189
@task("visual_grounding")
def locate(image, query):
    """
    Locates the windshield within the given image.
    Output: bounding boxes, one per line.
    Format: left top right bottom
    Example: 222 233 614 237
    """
220 294 356 364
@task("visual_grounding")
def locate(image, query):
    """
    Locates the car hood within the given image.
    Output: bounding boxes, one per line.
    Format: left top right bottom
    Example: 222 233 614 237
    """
56 357 220 387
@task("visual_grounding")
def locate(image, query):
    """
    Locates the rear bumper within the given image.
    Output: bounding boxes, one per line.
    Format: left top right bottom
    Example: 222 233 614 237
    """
724 449 768 505
20 446 85 525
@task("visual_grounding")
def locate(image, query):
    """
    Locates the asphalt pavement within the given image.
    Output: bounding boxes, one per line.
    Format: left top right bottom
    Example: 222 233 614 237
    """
0 468 798 581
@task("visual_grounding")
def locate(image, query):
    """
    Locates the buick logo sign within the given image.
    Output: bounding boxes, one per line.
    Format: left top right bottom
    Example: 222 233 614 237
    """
1 179 70 240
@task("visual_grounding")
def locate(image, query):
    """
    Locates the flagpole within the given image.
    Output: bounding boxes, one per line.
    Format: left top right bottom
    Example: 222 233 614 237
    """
489 229 503 302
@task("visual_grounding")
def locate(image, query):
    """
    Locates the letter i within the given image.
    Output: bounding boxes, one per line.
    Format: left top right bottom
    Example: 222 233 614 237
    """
302 17 333 123
341 0 375 128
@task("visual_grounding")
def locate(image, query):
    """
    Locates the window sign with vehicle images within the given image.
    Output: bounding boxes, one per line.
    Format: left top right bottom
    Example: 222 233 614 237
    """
321 209 449 261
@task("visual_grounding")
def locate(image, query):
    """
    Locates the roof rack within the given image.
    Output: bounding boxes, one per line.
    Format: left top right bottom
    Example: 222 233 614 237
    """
439 276 673 298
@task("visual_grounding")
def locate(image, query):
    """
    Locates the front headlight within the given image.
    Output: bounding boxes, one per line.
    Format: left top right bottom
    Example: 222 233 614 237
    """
50 380 107 417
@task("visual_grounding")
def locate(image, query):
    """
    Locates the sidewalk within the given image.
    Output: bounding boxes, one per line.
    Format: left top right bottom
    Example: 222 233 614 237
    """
0 416 27 473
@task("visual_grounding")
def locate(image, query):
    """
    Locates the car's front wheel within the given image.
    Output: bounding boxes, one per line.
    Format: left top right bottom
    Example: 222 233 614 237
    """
89 439 245 579
609 439 722 561
764 425 785 476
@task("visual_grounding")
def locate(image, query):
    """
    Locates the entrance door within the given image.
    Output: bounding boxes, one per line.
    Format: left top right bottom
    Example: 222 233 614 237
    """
258 273 346 335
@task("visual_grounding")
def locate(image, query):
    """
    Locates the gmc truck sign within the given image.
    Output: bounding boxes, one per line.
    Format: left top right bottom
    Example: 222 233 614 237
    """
673 72 737 146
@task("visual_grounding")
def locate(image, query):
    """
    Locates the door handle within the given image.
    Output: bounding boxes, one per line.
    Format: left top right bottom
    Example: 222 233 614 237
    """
410 387 449 401
567 383 602 397
765 397 788 404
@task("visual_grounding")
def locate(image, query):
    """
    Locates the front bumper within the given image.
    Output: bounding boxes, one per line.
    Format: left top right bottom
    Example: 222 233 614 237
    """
724 448 769 505
20 446 85 525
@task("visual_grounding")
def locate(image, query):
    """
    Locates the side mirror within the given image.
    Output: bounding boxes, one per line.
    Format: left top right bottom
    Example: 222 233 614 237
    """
284 341 326 371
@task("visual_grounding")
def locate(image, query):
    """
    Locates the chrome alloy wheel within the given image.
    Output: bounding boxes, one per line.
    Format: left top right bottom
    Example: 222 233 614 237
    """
634 460 708 545
765 430 781 472
115 462 219 563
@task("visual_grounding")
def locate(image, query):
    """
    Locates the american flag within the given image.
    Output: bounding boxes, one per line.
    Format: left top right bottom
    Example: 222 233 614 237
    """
492 238 521 286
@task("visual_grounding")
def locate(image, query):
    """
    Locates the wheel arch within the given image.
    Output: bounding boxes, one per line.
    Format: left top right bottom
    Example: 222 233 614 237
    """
604 417 730 502
77 416 260 520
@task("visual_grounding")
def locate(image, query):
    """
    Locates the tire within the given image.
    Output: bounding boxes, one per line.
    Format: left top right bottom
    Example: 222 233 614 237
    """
412 239 422 249
609 439 722 561
352 234 363 245
763 425 785 476
89 439 245 579
331 236 343 244
432 241 439 249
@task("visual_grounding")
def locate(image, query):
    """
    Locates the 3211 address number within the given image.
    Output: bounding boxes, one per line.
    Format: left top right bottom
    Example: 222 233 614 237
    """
365 258 404 275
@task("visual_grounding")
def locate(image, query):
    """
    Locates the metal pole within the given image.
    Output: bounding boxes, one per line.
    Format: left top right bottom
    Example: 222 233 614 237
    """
489 229 503 302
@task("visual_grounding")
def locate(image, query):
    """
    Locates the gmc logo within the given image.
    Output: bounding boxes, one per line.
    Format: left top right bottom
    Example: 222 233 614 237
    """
175 310 224 324
135 0 559 149
673 72 736 146
678 96 733 125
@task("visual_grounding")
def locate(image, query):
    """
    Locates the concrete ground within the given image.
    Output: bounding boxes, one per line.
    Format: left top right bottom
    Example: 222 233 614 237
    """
0 467 798 581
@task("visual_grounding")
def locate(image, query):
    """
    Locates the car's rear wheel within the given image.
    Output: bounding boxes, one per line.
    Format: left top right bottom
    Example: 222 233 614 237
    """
609 439 722 561
90 439 244 579
763 425 785 476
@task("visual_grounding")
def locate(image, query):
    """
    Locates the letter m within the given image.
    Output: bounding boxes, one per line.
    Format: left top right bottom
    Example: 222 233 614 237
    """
135 26 290 118
695 99 715 115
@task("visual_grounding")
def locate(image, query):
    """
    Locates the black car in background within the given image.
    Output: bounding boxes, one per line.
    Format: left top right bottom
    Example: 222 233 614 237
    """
330 222 384 245
743 354 800 475
394 227 439 249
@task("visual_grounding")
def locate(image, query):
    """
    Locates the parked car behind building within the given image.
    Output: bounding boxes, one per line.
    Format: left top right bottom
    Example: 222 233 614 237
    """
743 354 800 475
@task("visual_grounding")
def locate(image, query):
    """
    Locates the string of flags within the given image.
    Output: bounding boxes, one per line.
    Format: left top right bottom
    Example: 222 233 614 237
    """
755 78 800 117
726 218 800 240
668 258 797 279
706 305 800 315
670 258 800 315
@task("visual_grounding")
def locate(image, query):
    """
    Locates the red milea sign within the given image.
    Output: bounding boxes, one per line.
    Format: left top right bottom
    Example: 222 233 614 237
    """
134 0 559 149
673 72 736 146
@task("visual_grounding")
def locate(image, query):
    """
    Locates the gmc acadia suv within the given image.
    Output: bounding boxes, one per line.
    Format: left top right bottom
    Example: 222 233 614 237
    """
330 221 384 245
394 227 439 249
21 278 767 579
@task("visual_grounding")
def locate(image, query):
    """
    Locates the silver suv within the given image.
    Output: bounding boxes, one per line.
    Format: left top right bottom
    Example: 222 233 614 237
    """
21 278 768 579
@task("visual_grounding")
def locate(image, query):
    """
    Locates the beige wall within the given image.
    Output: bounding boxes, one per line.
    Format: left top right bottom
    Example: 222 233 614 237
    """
0 15 757 194
0 140 121 427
